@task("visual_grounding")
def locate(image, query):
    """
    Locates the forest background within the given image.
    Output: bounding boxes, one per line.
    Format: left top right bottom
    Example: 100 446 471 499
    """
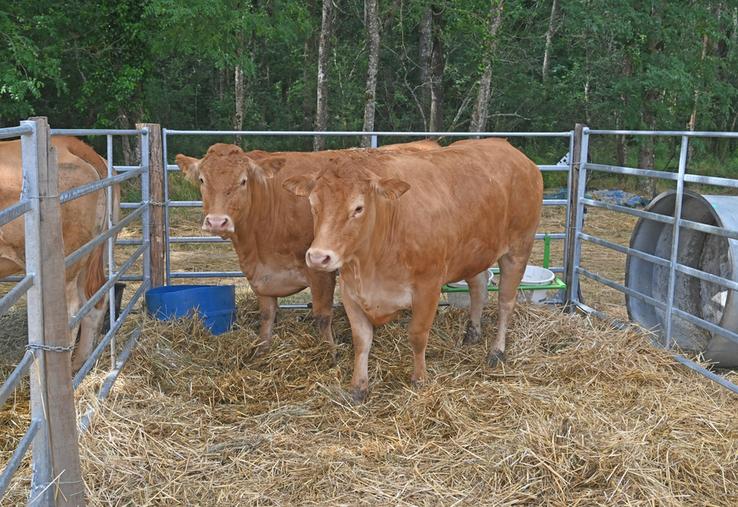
2 0 737 195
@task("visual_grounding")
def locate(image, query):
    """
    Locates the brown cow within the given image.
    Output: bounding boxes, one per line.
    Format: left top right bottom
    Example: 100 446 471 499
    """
0 136 117 370
284 137 543 401
175 140 439 356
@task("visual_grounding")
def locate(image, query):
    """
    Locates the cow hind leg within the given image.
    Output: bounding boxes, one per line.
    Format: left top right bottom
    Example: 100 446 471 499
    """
462 271 489 345
254 295 278 357
66 279 85 371
76 305 106 373
489 252 528 367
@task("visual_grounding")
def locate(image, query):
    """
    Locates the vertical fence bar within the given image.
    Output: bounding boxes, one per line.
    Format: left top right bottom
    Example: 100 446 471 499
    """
567 127 590 308
565 124 587 306
136 123 165 288
141 129 152 285
662 136 689 348
370 134 378 148
106 135 116 368
162 129 171 285
561 131 575 281
22 117 85 507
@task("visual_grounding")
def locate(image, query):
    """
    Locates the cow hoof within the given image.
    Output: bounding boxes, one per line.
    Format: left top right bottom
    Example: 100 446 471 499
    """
462 322 481 346
252 343 271 359
411 378 426 390
325 347 338 367
350 388 368 404
487 350 505 368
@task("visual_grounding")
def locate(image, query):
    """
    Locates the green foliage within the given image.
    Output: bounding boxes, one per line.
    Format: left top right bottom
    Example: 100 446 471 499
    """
1 0 737 169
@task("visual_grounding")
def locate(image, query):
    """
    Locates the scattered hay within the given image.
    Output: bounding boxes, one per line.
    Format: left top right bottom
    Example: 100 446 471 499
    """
4 293 736 506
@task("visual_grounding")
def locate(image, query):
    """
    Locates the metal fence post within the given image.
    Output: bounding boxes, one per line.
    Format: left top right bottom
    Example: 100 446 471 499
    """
662 136 689 348
22 117 85 506
564 123 587 307
161 129 171 285
370 134 378 148
106 135 116 369
136 123 165 288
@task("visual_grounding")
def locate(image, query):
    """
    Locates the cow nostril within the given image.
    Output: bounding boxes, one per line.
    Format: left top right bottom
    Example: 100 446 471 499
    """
220 218 228 227
321 255 331 265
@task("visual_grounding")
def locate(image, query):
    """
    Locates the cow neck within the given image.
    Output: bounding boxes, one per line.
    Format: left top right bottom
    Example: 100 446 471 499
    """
231 179 279 276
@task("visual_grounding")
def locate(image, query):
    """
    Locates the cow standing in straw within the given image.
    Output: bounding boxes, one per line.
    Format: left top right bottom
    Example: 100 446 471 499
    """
175 140 439 357
284 138 543 401
0 137 118 371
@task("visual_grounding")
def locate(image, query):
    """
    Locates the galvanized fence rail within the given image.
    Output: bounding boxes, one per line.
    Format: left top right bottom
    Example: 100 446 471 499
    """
566 127 738 395
157 129 574 292
0 120 152 506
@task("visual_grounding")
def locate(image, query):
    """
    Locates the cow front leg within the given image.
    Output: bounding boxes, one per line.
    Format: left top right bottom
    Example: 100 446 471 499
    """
462 270 490 345
409 285 442 386
341 289 374 403
254 295 278 357
307 270 336 357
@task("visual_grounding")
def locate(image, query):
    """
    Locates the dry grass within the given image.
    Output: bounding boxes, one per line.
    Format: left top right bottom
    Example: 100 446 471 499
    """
2 202 737 506
3 293 737 506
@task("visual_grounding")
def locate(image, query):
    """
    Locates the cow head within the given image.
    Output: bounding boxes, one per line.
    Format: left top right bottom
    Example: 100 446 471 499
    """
175 144 285 237
283 165 410 271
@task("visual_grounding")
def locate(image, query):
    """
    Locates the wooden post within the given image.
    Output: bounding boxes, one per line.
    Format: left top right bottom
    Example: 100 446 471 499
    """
137 123 165 288
564 123 585 308
22 117 85 506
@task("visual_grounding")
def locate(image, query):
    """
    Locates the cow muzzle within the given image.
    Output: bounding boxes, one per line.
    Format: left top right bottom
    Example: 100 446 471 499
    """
306 248 341 271
203 214 235 234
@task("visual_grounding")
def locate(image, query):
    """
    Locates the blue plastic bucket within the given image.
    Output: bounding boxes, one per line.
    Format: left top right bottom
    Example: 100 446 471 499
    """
145 284 236 335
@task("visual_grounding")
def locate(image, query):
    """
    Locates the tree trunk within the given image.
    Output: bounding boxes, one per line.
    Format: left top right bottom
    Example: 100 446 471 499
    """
429 6 445 133
118 111 139 166
688 33 710 132
361 0 381 147
233 64 245 131
302 38 315 132
688 33 710 160
541 0 558 82
418 6 433 129
470 1 504 133
640 90 658 197
314 0 334 151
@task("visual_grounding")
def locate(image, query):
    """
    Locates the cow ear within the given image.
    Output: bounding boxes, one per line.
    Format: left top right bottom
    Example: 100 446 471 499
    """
175 154 202 185
373 178 410 200
282 174 316 197
250 157 285 181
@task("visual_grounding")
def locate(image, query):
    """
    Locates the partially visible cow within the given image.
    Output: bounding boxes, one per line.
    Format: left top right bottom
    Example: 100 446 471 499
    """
283 137 543 401
0 137 118 370
175 140 439 356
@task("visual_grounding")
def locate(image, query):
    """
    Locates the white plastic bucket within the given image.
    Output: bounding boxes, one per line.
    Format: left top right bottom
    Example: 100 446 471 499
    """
520 265 555 304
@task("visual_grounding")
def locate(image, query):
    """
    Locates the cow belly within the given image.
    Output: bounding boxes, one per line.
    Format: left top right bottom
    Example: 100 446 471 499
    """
247 266 309 297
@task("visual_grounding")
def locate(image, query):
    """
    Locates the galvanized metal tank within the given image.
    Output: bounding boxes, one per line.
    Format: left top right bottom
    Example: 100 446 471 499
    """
625 190 738 367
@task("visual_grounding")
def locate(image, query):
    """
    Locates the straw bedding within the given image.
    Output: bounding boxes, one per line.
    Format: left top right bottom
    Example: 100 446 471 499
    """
3 293 736 506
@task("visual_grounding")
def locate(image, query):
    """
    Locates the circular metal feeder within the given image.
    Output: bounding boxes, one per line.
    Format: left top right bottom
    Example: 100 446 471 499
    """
625 190 738 367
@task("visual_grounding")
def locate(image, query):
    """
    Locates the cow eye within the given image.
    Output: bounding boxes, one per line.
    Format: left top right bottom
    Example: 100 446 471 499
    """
352 205 364 217
240 178 247 187
198 176 204 184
